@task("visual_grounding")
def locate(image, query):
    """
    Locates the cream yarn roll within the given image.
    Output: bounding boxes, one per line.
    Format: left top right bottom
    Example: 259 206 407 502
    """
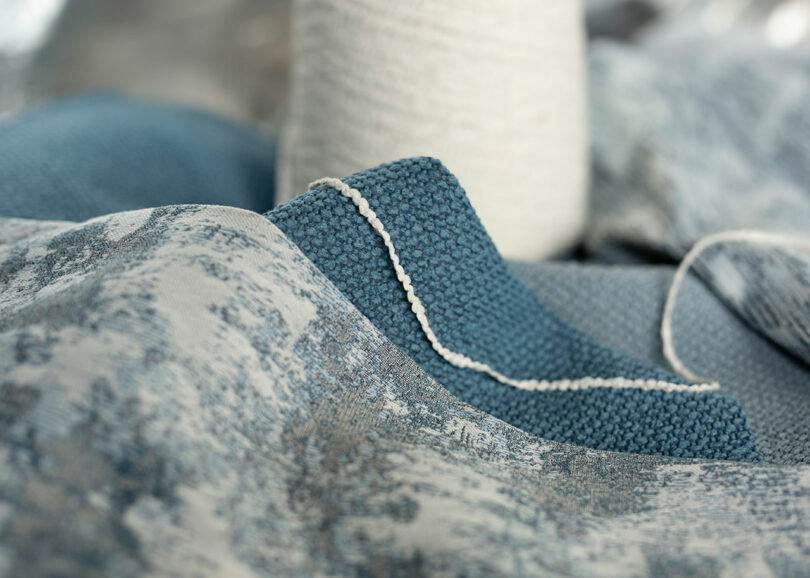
277 0 588 260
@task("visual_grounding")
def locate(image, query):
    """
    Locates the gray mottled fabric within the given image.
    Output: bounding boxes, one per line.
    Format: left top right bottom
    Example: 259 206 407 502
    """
588 22 810 370
589 38 810 255
512 261 810 466
691 240 810 367
1 207 809 576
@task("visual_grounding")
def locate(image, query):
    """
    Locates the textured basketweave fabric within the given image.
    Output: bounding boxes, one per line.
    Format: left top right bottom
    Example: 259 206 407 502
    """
267 157 759 461
512 261 810 465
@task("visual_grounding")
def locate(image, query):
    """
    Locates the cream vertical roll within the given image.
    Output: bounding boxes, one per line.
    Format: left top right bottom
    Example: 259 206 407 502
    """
277 0 588 261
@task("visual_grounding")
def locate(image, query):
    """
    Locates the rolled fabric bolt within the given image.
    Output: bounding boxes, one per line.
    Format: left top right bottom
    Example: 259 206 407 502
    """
277 0 589 261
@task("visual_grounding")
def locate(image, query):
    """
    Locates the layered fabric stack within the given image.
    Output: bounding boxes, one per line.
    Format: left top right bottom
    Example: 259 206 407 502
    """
1 2 810 577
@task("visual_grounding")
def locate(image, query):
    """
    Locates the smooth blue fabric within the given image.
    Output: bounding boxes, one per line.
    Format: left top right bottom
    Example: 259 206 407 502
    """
267 157 760 461
0 94 276 221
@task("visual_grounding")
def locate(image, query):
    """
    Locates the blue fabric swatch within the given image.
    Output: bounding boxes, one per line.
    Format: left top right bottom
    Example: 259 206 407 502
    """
0 94 276 221
267 157 760 461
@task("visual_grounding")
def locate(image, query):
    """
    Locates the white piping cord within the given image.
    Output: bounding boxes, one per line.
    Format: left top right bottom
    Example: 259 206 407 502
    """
662 229 810 383
310 177 720 394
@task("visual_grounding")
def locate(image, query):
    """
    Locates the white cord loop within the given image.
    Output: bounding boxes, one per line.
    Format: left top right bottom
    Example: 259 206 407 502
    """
662 229 810 383
310 177 720 394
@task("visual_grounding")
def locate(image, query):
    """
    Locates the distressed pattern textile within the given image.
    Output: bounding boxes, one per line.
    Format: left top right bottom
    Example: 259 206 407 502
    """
267 157 759 461
589 31 810 367
0 206 808 577
690 240 810 367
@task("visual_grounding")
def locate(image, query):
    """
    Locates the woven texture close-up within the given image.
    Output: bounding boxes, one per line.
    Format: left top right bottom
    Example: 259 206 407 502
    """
1 1 809 576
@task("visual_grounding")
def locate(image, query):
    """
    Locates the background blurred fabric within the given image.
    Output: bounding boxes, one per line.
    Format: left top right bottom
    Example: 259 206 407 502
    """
0 94 276 221
4 1 810 123
0 0 291 124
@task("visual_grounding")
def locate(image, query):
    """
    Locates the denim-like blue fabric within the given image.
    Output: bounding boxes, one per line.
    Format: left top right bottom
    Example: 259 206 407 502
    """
267 157 759 461
0 94 276 221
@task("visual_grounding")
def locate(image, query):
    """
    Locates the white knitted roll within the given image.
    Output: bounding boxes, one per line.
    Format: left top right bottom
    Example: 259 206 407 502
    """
277 0 588 260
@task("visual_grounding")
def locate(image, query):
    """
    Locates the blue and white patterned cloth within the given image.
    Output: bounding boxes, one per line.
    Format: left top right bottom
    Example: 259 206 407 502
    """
1 204 809 577
2 27 810 573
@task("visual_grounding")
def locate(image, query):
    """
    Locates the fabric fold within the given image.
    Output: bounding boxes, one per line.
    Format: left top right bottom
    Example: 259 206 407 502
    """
0 205 806 576
512 260 810 465
267 157 760 461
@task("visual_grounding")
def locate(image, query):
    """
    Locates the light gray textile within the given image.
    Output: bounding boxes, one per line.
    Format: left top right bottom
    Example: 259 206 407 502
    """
1 206 809 576
0 0 291 123
512 261 810 466
589 38 810 255
588 18 810 369
691 241 810 368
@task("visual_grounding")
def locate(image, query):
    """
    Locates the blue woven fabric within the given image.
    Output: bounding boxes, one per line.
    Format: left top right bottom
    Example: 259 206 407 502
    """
0 94 276 221
512 260 810 465
266 157 760 461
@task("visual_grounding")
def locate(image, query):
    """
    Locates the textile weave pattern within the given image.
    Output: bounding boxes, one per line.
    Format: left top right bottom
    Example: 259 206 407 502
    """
267 157 759 461
0 206 807 576
512 261 810 465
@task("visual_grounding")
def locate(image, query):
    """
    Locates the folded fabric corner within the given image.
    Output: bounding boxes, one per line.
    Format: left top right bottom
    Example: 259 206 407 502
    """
267 157 760 462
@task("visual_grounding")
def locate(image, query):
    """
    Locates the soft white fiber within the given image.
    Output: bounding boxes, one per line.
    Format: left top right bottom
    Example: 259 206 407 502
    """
278 0 589 261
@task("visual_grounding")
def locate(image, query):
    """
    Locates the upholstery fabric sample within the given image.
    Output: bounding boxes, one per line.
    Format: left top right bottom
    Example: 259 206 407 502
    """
513 261 810 465
0 206 807 577
267 157 759 461
0 94 276 222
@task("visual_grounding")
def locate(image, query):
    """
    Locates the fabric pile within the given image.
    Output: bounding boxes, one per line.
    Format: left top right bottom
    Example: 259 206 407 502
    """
268 157 759 462
0 1 809 576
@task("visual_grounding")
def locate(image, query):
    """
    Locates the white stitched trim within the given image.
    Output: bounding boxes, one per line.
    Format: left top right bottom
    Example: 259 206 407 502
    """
662 229 810 383
310 177 719 394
